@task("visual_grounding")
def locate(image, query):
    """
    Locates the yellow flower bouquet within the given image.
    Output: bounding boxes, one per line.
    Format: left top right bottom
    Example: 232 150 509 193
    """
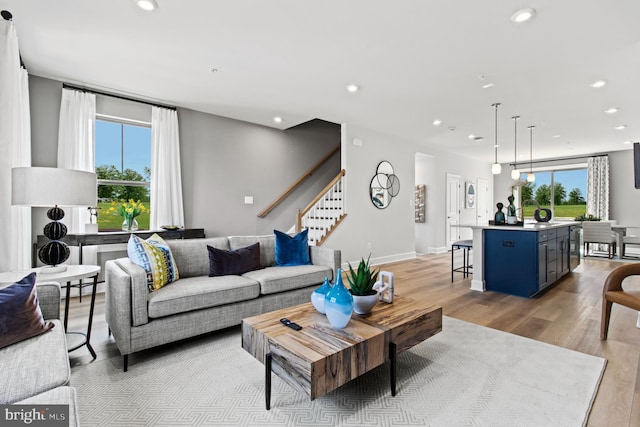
109 199 146 231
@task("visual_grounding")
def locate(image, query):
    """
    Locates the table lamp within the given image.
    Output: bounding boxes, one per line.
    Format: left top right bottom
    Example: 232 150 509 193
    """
11 167 97 272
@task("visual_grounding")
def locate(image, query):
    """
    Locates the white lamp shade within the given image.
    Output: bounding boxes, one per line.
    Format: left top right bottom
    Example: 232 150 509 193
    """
511 169 521 180
527 172 536 182
11 167 97 207
491 163 502 175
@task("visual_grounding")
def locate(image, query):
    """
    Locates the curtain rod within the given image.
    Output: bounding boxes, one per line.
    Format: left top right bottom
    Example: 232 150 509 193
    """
509 153 608 167
63 83 177 111
2 10 27 70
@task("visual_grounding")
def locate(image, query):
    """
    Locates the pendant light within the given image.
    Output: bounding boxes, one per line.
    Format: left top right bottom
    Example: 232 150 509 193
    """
527 125 536 182
511 115 521 180
491 103 502 175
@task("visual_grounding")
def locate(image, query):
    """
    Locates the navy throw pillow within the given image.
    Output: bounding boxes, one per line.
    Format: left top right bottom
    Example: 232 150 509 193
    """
0 273 54 350
207 242 261 276
274 229 311 266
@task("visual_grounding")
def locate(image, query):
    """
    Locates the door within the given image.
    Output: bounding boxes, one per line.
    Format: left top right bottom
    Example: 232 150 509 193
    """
446 173 461 247
476 178 489 225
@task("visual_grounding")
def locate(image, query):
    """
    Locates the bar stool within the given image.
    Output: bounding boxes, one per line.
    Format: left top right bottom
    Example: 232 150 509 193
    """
451 240 473 282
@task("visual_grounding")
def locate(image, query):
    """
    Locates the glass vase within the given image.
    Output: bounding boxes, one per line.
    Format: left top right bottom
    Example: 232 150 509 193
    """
311 277 332 314
324 269 353 329
122 217 139 232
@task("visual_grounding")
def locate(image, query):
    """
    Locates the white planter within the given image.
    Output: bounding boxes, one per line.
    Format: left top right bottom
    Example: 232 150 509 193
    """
352 293 378 315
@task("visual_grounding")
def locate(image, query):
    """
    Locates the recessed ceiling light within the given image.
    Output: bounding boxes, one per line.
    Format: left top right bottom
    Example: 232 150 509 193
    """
135 0 158 11
605 107 619 114
624 141 632 145
552 134 561 138
614 125 627 130
432 119 442 126
511 8 536 23
468 134 475 140
482 83 495 89
590 80 607 88
273 116 283 124
346 84 359 93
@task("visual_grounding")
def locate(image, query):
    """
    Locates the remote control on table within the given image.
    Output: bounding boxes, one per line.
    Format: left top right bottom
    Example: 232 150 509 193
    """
280 318 302 330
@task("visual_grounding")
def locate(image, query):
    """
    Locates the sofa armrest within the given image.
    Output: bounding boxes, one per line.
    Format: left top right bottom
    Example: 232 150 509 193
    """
310 246 341 281
36 282 61 321
105 258 149 355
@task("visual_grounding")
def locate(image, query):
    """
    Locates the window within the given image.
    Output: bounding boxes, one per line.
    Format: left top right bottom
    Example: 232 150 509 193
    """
95 117 151 231
520 167 587 220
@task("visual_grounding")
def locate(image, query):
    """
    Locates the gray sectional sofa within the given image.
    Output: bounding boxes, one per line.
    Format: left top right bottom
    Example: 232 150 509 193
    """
0 282 80 426
105 234 340 371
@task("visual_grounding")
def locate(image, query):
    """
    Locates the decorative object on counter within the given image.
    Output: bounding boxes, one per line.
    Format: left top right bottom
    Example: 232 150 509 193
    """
84 206 99 233
370 161 400 209
346 255 380 315
527 125 536 182
534 207 552 222
574 213 601 221
494 202 506 225
11 167 97 273
160 225 182 231
507 195 517 224
311 277 332 314
415 184 425 222
466 182 475 208
373 271 394 303
511 115 521 180
324 268 353 328
109 199 146 232
491 102 502 175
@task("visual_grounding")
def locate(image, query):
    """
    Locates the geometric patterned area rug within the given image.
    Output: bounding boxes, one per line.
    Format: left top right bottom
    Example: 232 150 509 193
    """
71 317 606 427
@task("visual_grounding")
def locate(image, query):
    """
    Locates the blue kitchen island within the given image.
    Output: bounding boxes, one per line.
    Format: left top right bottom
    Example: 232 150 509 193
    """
459 222 580 298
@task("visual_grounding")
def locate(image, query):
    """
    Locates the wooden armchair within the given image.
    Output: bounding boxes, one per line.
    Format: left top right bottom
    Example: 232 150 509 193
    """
601 263 640 340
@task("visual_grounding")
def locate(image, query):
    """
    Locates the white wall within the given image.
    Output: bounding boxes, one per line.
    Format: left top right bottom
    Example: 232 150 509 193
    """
326 123 494 266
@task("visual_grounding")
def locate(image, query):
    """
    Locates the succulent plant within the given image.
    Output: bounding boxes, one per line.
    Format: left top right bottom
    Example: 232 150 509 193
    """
346 255 379 296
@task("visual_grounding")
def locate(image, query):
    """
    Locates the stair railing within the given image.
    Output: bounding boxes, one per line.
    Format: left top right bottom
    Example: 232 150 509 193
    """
297 169 346 245
257 145 340 218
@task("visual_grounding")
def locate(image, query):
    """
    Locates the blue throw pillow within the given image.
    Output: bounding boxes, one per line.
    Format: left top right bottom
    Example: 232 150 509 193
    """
207 243 261 276
0 273 54 349
274 229 311 266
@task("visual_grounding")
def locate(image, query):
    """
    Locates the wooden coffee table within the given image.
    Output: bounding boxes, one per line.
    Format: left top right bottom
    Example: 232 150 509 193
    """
241 295 442 409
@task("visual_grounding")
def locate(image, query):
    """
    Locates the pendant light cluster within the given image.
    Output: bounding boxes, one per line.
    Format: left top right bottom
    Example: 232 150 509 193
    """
489 103 535 181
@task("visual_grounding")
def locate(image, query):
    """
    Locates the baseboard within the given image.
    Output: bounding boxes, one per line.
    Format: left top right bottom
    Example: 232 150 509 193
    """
342 252 417 270
427 246 448 254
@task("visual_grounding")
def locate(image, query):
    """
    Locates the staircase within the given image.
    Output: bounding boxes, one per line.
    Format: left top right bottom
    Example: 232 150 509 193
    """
297 170 346 246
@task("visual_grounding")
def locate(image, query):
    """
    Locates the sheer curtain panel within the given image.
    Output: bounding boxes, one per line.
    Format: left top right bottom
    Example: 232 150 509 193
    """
57 88 96 264
587 156 610 220
150 107 184 230
0 19 31 271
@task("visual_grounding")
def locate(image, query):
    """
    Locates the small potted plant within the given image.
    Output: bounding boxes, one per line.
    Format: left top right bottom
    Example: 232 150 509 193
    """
346 255 379 314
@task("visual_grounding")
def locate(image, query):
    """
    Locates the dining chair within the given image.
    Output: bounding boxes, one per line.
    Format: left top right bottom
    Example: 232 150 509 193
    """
582 221 617 258
623 228 640 259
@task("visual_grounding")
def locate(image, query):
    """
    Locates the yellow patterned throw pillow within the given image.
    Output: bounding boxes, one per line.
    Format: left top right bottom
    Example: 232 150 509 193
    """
127 233 179 291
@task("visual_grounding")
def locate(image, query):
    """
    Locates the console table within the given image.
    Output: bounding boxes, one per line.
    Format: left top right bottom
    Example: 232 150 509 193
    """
34 228 206 266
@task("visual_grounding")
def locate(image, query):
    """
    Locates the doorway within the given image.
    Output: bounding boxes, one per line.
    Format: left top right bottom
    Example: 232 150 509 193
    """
446 173 461 247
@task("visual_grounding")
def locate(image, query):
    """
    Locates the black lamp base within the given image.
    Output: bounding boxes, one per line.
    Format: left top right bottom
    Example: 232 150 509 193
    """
39 205 71 268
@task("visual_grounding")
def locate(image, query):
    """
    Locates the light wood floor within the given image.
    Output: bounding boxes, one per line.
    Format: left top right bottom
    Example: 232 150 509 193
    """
65 253 640 426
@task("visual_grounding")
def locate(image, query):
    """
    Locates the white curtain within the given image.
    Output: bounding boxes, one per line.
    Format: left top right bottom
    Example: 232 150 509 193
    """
150 107 184 230
57 88 96 264
0 19 31 272
587 156 609 220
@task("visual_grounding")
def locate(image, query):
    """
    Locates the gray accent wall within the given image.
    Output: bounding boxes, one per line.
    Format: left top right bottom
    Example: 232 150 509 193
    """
28 75 340 243
179 113 340 236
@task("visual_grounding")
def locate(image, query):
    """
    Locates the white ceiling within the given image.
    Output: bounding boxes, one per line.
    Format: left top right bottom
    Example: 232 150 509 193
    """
3 0 640 165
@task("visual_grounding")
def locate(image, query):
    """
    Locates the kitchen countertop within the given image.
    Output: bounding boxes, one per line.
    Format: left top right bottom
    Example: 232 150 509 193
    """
458 221 580 231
